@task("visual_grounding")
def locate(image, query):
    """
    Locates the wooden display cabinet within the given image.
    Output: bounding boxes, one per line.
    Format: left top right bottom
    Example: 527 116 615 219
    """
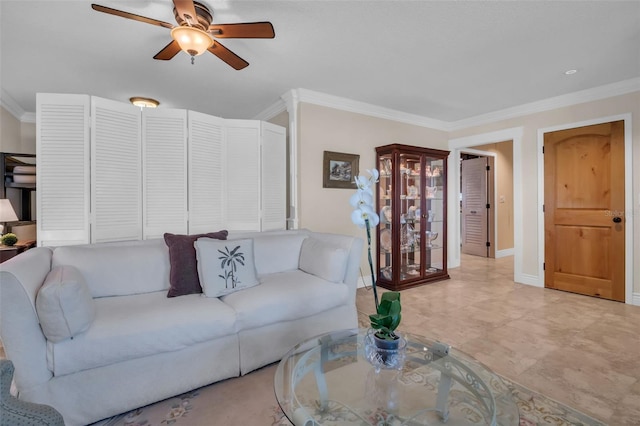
376 144 450 290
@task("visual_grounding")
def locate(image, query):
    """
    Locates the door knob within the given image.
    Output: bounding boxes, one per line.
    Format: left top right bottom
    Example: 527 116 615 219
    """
613 217 622 223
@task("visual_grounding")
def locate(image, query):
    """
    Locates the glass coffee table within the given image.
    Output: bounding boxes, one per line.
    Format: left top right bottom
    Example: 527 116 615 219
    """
274 328 519 425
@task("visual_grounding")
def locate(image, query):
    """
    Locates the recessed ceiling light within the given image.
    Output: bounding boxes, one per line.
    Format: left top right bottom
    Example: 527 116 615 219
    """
564 69 578 75
130 97 159 108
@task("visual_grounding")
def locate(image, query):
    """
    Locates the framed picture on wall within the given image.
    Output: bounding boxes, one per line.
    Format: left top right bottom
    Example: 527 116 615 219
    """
323 151 359 189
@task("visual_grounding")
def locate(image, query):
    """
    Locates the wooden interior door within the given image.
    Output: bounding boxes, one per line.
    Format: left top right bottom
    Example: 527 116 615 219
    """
461 157 491 257
544 121 625 301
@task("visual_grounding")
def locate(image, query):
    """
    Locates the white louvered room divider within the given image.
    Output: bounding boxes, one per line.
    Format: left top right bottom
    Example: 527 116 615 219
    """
36 94 286 247
187 111 226 235
261 122 287 231
36 94 91 246
143 108 188 239
226 120 261 231
91 97 142 243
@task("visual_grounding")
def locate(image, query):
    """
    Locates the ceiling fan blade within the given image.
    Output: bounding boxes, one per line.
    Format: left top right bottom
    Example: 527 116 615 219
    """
172 0 198 24
207 42 249 70
91 4 174 29
153 40 182 60
209 22 275 38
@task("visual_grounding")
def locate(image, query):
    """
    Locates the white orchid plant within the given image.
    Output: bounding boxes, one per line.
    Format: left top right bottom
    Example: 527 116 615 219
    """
350 168 402 341
350 169 381 309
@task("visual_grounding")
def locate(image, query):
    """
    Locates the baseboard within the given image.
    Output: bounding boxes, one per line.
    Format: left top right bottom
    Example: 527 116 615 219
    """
515 273 543 287
357 268 372 289
495 248 514 258
632 293 640 306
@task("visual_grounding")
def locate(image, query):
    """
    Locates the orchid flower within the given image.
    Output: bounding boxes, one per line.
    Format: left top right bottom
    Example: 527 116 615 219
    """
349 190 374 210
350 168 380 309
351 204 380 228
354 169 380 193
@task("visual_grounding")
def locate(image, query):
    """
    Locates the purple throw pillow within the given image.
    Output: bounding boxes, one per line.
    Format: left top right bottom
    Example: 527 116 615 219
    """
164 230 228 297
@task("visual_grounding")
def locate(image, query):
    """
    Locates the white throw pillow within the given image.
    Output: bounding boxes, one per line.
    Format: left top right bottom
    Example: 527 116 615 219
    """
36 265 95 343
299 237 348 283
195 238 260 297
252 233 308 275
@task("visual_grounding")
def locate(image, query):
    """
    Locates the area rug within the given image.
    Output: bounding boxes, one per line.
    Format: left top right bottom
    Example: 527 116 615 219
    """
92 362 605 426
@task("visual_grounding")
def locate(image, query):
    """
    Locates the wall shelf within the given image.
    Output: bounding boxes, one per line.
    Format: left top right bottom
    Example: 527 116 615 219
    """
1 152 36 222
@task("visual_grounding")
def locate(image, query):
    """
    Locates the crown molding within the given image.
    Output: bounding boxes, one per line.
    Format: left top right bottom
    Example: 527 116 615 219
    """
253 98 287 121
22 112 36 123
5 77 639 129
260 79 639 133
0 89 35 123
449 77 640 131
294 88 451 131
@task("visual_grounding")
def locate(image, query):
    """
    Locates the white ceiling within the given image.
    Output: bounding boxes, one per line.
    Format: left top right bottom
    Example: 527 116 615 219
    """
1 0 639 124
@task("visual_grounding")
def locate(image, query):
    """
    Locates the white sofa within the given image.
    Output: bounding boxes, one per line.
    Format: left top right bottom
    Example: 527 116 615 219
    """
0 229 363 426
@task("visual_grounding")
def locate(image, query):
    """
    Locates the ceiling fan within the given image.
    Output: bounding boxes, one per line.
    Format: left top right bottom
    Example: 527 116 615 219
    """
91 0 275 69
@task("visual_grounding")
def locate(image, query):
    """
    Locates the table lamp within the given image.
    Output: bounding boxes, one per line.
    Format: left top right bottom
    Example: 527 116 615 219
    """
0 199 18 235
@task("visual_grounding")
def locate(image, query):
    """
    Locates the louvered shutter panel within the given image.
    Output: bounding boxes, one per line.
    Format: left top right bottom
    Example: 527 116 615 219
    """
91 97 142 243
261 122 286 231
36 93 91 246
225 120 261 231
188 111 225 234
142 108 188 239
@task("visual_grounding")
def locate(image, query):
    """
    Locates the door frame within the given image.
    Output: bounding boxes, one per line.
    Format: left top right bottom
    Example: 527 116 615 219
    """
448 127 526 283
460 148 498 258
537 113 634 304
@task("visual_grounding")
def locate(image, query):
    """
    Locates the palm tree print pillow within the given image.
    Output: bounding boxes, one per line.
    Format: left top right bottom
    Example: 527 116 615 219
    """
194 238 259 297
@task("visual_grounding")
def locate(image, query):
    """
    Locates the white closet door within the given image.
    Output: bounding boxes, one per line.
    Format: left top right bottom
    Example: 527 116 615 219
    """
188 111 225 234
225 119 261 231
36 93 91 246
142 108 188 239
91 97 142 243
261 122 287 231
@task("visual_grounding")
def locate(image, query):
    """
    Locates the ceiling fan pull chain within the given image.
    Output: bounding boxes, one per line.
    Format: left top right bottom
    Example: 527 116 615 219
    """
191 55 195 65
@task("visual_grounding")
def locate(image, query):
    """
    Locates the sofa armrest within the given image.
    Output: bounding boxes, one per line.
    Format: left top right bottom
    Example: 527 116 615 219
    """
0 247 54 390
343 236 364 304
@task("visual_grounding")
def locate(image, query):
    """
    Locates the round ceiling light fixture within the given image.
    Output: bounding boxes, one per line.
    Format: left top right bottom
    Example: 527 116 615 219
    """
171 26 214 57
130 97 160 108
564 69 578 75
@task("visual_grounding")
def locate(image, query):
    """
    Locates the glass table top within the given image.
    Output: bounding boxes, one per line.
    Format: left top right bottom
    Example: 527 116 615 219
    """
274 328 519 426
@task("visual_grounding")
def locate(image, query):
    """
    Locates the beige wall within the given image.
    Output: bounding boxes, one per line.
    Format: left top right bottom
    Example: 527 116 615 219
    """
0 107 36 154
473 141 514 251
297 103 448 276
449 91 640 295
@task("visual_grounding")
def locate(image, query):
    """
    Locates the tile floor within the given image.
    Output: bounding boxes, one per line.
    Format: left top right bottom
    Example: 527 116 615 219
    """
356 254 640 425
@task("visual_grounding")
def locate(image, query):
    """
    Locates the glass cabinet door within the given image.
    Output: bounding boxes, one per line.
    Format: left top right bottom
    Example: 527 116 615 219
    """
376 144 449 291
424 156 445 275
378 154 393 282
398 152 422 281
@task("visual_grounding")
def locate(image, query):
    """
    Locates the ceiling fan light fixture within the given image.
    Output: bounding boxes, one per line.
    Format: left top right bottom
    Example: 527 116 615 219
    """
171 26 213 57
130 97 160 108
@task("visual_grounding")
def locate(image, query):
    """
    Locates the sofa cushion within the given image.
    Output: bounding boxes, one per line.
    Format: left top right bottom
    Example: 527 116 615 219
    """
46 291 237 376
164 230 228 297
221 270 349 331
52 239 171 298
299 237 348 283
250 233 308 275
36 265 95 343
195 238 259 298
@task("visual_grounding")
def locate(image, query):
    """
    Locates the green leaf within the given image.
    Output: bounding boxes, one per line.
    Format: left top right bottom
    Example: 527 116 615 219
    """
369 291 401 338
